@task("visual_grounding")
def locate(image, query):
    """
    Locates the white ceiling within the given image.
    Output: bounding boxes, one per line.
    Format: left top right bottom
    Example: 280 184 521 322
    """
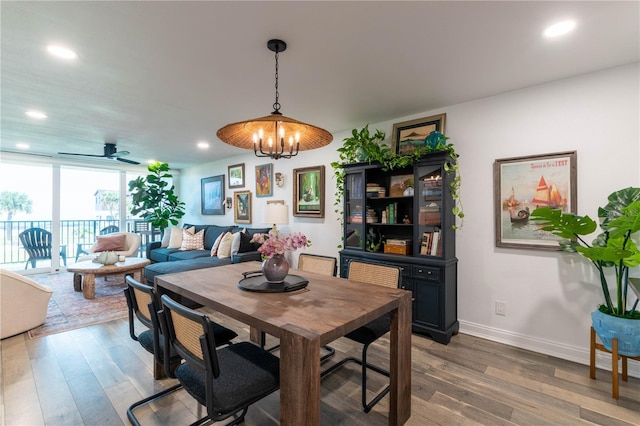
1 1 638 170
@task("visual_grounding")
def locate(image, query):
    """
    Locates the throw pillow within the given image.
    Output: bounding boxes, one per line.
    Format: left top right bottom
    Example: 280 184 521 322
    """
210 232 227 256
238 230 255 253
168 226 193 249
180 228 205 251
93 234 126 252
230 231 242 256
216 232 235 259
161 228 173 248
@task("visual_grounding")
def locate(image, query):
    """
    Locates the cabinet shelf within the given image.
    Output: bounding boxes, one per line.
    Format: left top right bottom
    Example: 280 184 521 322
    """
367 195 412 201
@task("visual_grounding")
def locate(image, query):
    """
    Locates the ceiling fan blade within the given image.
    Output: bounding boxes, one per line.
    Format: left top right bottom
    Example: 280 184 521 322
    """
58 152 106 158
117 157 140 165
109 150 130 158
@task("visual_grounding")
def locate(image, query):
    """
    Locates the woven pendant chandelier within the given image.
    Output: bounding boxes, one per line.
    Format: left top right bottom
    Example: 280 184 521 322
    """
216 39 333 160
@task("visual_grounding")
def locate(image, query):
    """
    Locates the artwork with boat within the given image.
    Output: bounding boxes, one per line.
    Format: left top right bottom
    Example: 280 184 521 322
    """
495 151 576 249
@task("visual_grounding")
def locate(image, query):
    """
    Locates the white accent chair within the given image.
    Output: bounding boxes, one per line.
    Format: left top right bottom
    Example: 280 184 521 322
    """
0 269 53 339
76 232 141 262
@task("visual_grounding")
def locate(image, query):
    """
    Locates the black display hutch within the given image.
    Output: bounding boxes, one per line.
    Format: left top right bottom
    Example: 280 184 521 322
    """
339 151 458 344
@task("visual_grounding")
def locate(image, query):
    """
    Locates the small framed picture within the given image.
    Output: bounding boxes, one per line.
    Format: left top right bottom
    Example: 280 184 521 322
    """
494 151 577 250
201 175 225 215
228 163 245 188
255 163 273 197
391 113 446 155
389 174 414 197
293 165 325 218
233 190 252 224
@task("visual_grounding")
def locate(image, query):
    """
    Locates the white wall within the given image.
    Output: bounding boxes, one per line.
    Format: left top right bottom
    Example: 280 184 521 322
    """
181 63 639 369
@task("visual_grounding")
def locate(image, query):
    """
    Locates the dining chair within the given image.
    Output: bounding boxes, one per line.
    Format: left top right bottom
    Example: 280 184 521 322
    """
19 227 67 269
124 276 238 425
298 252 337 277
321 259 401 413
159 293 280 426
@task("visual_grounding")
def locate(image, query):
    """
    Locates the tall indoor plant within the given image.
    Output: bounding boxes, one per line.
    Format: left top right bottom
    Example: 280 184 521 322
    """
531 187 640 355
128 162 185 237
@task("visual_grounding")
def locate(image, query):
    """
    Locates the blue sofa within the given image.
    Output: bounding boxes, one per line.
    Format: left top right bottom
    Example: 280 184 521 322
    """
144 224 269 284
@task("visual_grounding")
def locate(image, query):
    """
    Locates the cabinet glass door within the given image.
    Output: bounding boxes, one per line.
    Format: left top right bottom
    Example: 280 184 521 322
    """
417 164 443 257
344 172 364 249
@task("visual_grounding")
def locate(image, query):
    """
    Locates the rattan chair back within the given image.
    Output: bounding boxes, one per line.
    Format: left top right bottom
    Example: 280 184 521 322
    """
131 286 153 325
125 276 159 331
347 260 400 289
171 308 205 361
160 294 220 377
298 253 337 277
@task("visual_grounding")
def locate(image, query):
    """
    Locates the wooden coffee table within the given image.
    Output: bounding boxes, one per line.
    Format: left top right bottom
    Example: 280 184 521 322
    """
67 257 151 299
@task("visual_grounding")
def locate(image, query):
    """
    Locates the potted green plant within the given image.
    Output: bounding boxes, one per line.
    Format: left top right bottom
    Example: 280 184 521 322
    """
336 124 389 164
128 162 186 237
531 187 640 356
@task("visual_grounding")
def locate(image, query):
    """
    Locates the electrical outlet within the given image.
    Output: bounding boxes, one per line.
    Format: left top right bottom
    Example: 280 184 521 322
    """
495 301 506 316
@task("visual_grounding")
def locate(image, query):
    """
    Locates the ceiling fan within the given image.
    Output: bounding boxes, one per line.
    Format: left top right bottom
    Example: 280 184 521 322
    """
58 143 140 165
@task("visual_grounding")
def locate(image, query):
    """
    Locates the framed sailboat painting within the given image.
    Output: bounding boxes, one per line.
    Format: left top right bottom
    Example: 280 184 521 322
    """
493 151 577 250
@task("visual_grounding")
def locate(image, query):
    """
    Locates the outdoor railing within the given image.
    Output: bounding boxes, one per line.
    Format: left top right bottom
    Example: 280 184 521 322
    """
0 219 144 268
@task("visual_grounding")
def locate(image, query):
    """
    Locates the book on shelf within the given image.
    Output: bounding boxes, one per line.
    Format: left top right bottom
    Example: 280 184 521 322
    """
430 231 440 256
420 230 442 256
420 233 431 255
366 184 384 198
386 238 411 246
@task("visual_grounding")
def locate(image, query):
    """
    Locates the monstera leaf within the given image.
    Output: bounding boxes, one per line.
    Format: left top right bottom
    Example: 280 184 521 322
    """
529 207 597 239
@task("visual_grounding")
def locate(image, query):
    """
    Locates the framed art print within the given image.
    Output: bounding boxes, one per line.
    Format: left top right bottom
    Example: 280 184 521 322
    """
255 163 273 197
228 163 245 188
233 190 251 224
293 165 325 218
494 151 577 250
391 113 446 155
201 175 225 215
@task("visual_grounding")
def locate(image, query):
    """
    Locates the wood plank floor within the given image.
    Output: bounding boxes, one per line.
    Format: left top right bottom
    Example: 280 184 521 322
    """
1 313 639 425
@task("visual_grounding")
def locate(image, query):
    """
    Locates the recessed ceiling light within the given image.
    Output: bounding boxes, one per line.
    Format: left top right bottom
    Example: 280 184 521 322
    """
47 44 78 60
197 141 210 149
25 110 47 119
16 143 30 150
543 20 576 38
147 159 157 164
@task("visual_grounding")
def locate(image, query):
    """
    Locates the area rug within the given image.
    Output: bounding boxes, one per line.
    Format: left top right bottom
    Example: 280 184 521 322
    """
27 272 128 339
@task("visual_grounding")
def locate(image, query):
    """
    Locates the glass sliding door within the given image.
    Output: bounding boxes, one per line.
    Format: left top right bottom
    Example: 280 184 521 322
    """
0 156 152 271
60 167 121 262
0 162 54 272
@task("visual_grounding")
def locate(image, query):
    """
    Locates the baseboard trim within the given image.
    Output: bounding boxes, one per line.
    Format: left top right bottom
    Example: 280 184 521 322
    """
459 320 640 378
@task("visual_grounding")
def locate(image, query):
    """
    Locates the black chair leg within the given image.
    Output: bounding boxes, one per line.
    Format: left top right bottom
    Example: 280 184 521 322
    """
320 342 390 413
360 341 390 413
320 345 336 363
127 383 183 426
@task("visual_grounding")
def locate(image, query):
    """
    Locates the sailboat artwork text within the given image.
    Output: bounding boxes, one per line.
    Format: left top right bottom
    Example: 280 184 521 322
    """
494 151 577 250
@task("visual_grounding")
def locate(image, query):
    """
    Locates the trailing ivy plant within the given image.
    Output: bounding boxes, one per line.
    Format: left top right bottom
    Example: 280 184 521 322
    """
331 125 463 248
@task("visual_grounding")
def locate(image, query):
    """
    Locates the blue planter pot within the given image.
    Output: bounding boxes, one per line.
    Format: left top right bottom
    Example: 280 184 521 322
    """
591 309 640 357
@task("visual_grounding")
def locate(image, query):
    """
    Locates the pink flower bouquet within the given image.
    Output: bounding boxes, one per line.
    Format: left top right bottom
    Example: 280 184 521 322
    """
250 232 310 258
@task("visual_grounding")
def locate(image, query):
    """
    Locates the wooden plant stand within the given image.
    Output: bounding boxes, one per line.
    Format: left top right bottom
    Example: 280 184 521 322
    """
589 326 640 399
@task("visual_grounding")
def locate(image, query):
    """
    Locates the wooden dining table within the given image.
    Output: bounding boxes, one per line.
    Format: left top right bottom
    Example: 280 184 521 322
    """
155 261 412 426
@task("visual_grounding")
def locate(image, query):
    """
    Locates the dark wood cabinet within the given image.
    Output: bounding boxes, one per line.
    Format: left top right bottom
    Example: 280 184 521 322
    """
339 152 458 344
